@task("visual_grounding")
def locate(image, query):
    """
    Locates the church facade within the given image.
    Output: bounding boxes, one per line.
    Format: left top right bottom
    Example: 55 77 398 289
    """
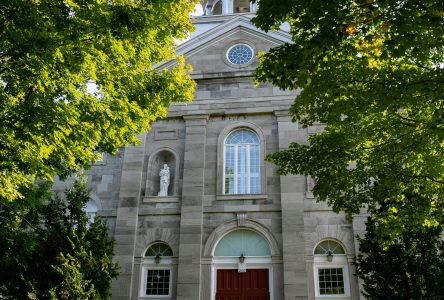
53 2 367 299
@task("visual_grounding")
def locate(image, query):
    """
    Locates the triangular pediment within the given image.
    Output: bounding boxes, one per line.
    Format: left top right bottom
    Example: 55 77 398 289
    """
159 15 291 70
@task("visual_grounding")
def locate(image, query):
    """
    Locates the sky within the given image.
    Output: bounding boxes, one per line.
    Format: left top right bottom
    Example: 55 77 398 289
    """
192 4 204 16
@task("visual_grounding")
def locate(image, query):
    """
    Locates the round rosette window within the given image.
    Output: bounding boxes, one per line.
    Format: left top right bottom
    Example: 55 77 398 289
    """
226 44 254 65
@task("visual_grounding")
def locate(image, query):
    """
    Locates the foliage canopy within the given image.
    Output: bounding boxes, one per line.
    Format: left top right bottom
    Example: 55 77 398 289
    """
0 178 119 299
0 0 196 200
253 0 444 242
355 209 444 300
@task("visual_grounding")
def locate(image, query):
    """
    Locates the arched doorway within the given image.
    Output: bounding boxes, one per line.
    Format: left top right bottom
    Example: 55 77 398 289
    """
212 229 272 300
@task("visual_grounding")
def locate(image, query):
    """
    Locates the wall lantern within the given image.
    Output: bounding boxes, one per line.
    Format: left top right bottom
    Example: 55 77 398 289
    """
326 250 333 262
239 253 245 263
155 253 161 264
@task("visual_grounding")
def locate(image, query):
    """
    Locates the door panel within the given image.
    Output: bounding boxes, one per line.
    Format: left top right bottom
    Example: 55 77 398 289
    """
216 269 269 300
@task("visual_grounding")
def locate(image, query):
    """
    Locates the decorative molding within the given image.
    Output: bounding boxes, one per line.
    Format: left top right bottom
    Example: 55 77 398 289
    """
203 218 280 257
158 15 292 69
236 212 247 226
183 114 209 126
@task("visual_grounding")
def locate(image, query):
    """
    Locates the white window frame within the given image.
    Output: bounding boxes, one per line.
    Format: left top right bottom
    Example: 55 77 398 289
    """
313 260 350 298
313 240 350 299
139 260 173 298
226 44 254 65
223 129 260 194
217 0 256 14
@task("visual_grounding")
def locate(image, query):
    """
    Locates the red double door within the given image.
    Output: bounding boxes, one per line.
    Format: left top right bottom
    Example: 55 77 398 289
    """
216 269 269 300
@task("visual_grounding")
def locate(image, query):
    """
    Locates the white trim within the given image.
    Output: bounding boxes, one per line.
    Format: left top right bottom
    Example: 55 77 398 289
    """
217 122 267 196
223 0 232 14
234 144 238 192
211 257 274 300
139 263 173 298
222 128 260 194
203 219 280 257
313 256 350 299
211 227 272 257
246 144 250 192
226 43 254 66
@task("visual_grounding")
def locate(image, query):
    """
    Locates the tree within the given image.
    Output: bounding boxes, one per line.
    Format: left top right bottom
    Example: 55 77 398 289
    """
0 0 197 201
252 0 444 242
355 209 444 299
0 178 119 299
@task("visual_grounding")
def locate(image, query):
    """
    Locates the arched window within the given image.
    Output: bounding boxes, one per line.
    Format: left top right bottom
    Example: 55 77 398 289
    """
84 200 98 223
233 0 251 13
140 242 173 297
204 0 257 15
145 242 173 257
214 229 271 257
313 240 350 298
224 129 260 194
212 0 222 14
314 240 346 256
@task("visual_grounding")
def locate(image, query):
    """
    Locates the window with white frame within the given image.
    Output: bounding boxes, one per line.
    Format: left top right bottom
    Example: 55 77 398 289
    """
207 0 257 15
233 0 251 13
313 240 350 298
140 242 173 297
224 129 260 194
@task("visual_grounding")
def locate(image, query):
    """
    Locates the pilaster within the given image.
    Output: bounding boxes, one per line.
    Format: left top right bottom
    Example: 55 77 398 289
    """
275 110 309 300
111 133 147 300
176 115 209 300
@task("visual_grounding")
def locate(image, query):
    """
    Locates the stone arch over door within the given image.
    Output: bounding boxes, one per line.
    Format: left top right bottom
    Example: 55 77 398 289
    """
203 218 280 258
203 218 280 300
145 148 180 197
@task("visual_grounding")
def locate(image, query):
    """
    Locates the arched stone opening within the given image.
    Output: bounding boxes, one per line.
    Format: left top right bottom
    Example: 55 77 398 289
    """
145 149 179 197
203 218 280 257
214 228 271 257
204 219 279 300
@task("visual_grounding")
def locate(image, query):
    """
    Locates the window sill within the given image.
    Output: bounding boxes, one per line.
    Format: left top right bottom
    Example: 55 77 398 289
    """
143 196 179 203
216 194 267 201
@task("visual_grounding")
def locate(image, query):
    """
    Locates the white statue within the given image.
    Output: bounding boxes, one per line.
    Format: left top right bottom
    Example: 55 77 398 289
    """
158 164 170 196
306 175 315 192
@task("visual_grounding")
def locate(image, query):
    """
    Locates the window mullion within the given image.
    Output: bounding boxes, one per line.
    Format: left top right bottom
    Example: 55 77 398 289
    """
246 144 250 193
234 145 238 194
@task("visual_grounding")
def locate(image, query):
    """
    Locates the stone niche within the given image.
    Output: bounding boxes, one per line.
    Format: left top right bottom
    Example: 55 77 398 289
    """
145 149 179 201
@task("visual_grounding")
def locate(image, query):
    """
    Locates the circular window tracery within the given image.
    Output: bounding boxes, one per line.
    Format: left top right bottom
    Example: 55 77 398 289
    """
226 44 254 65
